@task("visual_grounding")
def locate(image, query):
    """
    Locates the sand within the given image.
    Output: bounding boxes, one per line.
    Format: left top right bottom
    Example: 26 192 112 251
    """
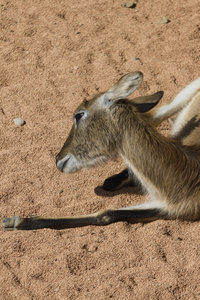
1 0 200 299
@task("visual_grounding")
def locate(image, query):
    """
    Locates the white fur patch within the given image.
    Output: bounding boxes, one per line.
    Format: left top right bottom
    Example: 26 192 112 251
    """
118 200 166 211
153 77 200 122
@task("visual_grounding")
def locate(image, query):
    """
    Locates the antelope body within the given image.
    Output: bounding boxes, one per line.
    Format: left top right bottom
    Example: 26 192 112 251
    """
3 72 200 230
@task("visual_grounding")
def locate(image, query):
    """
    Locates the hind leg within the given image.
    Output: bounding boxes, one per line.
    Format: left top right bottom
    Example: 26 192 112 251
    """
170 92 200 146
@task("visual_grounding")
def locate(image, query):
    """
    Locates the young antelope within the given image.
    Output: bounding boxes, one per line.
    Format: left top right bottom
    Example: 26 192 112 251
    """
3 71 200 230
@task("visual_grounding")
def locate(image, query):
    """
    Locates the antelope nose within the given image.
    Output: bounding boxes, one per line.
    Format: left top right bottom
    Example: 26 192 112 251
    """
56 154 71 173
56 155 63 172
56 154 59 164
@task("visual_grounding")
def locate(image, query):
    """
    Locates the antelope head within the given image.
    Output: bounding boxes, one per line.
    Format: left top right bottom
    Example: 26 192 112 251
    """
56 72 163 173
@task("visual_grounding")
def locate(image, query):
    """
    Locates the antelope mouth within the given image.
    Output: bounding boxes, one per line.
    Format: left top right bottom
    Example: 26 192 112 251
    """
56 154 79 173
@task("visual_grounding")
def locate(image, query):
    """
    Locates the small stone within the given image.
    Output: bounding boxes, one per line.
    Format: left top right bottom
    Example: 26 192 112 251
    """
131 57 139 61
14 117 26 126
122 2 136 8
156 17 170 24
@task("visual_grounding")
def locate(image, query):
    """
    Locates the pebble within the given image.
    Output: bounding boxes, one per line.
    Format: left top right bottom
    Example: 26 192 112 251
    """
156 17 170 24
14 117 26 126
122 1 136 8
131 57 139 61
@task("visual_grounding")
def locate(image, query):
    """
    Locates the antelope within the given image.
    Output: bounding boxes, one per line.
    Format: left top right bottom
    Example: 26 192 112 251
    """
3 71 200 230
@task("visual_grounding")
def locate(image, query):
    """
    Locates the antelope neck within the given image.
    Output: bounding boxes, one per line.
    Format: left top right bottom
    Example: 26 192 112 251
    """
110 103 188 196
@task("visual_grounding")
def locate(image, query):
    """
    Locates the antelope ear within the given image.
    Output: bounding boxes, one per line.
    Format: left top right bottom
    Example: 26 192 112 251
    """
102 72 143 105
132 91 164 113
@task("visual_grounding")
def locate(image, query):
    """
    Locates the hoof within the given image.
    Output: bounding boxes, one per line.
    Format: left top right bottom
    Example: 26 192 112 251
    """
2 216 23 231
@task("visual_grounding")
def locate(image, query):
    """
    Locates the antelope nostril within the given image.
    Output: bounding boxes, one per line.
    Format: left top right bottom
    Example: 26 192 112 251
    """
56 155 60 164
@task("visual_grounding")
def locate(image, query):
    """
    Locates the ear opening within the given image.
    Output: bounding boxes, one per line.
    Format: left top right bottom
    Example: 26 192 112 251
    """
103 72 143 104
132 91 164 113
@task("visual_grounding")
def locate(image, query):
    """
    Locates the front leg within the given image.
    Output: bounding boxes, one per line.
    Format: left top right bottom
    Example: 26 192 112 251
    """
102 168 140 191
2 204 165 231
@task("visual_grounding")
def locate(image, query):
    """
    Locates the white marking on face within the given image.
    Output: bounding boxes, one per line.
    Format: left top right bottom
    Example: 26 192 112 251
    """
57 153 114 174
62 155 80 173
57 155 79 173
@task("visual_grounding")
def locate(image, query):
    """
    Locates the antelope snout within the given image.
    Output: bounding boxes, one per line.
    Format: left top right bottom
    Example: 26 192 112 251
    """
56 154 70 172
56 154 64 172
56 154 59 164
56 154 79 173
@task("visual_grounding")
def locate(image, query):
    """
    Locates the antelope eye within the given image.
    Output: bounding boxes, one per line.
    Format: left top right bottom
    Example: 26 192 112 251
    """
75 112 84 123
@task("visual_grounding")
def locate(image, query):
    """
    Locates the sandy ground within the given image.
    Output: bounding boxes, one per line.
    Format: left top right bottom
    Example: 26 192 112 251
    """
1 0 200 299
